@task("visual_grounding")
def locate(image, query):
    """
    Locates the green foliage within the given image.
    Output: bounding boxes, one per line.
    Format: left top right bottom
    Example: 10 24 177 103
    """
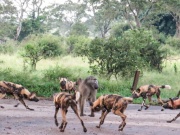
69 22 89 37
0 40 19 54
154 14 176 36
166 36 180 50
21 34 63 70
78 29 166 79
18 16 46 41
66 35 91 55
111 23 131 38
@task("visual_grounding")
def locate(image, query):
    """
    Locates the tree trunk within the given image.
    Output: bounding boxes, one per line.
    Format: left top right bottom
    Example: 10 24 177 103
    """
175 20 180 38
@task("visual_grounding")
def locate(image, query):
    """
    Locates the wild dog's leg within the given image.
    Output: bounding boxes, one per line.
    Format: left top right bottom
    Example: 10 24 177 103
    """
0 93 6 108
156 90 163 105
18 97 34 111
167 113 180 123
14 101 20 107
71 103 87 132
138 98 148 111
147 96 152 105
156 90 165 111
112 109 127 131
96 109 110 128
54 104 60 126
59 108 67 132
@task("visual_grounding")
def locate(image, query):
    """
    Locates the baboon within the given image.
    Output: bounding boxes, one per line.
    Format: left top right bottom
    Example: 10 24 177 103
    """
78 76 98 116
0 81 39 110
132 84 171 111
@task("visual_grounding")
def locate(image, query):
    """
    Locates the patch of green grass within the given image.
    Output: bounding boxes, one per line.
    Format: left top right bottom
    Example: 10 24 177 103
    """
0 53 180 102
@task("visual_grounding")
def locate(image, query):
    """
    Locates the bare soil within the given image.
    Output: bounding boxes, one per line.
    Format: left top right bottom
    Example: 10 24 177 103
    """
0 99 179 135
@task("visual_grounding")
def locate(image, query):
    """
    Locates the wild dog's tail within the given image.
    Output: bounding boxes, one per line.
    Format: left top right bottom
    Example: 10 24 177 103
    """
53 93 60 103
123 97 133 103
160 85 171 89
75 91 80 102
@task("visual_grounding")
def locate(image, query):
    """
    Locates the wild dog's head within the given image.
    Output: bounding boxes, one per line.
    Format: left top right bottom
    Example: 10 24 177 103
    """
28 92 39 102
84 76 98 90
59 78 68 89
162 98 176 109
132 89 140 98
89 101 102 112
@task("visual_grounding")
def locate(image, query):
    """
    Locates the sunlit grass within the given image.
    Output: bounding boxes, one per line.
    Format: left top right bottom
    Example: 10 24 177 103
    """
0 53 180 100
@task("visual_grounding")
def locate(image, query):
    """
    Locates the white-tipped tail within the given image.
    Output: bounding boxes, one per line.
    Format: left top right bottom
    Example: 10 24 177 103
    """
75 91 80 102
164 85 171 89
123 97 133 103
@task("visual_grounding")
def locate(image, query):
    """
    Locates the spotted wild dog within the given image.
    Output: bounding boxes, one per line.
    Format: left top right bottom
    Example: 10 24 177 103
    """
162 97 180 123
132 84 171 111
53 91 87 132
59 77 76 93
90 94 133 131
0 81 39 110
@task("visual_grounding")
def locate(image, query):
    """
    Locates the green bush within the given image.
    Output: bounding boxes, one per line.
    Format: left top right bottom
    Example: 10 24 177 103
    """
166 36 180 50
78 29 167 79
21 34 64 70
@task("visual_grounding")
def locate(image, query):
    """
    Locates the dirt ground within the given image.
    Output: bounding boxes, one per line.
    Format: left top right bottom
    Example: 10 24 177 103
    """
0 98 179 135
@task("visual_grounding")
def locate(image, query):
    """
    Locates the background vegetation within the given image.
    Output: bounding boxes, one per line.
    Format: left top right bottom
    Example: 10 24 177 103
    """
0 0 180 104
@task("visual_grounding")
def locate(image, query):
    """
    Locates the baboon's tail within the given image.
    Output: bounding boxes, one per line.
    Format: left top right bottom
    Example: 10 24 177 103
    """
160 85 171 89
123 97 133 103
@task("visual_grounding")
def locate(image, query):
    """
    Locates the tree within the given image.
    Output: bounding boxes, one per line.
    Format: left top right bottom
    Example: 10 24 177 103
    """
0 0 17 38
88 0 121 38
14 0 30 40
69 22 89 36
119 0 158 29
21 34 62 70
78 29 166 79
162 0 180 38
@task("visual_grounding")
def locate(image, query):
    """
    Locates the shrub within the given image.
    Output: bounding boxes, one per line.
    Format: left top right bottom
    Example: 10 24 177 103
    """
21 34 64 70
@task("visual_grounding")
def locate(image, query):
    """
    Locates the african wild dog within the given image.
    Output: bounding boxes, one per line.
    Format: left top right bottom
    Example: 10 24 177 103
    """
132 84 171 111
90 94 133 131
0 81 39 110
53 91 87 132
59 77 76 93
162 97 180 123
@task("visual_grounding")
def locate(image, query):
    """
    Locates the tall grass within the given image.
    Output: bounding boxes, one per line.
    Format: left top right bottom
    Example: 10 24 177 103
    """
0 54 180 104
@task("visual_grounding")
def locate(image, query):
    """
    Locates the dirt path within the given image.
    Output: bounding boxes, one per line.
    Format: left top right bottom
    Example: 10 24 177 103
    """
0 99 179 135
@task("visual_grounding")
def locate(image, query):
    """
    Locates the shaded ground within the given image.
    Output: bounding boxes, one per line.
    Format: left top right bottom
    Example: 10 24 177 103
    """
0 99 179 135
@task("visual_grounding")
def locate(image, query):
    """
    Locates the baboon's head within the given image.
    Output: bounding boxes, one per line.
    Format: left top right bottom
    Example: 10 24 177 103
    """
162 98 174 109
85 76 99 89
29 92 39 102
59 78 67 88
